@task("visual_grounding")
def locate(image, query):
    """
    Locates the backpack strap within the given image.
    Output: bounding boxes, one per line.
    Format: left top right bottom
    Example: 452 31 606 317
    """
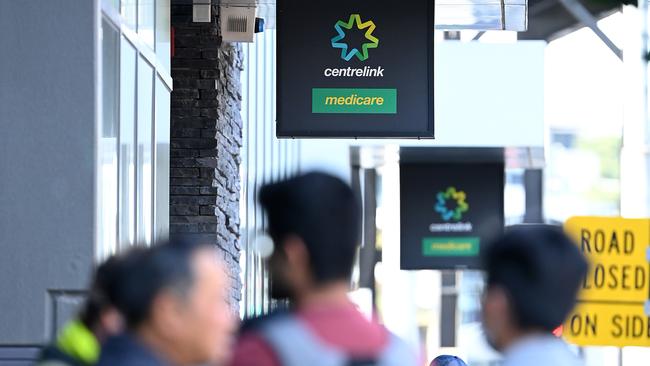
258 316 418 366
259 316 346 366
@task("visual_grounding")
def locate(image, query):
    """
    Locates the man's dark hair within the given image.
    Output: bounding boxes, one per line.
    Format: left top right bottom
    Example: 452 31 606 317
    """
106 237 213 329
260 172 361 284
482 225 588 331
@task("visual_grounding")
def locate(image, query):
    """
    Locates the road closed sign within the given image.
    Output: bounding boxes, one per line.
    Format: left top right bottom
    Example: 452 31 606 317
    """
563 217 650 347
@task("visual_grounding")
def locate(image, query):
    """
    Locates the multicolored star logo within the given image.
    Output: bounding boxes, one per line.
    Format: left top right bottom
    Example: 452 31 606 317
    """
330 14 379 62
435 187 469 222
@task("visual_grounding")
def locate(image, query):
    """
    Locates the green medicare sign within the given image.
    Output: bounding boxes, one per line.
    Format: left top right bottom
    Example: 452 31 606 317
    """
277 0 434 138
312 88 397 114
422 237 480 257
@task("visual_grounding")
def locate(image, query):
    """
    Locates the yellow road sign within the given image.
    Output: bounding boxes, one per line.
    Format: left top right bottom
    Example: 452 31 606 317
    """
563 216 650 347
565 303 650 347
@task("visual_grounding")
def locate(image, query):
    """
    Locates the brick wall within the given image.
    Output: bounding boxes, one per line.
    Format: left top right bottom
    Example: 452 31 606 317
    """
170 1 243 308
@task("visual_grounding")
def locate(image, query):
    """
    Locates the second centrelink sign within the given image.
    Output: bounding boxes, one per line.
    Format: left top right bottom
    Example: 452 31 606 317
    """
400 152 505 270
276 0 434 138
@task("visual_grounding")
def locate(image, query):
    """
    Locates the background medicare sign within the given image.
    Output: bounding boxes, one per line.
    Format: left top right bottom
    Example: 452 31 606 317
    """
400 156 504 270
564 217 650 347
276 0 434 138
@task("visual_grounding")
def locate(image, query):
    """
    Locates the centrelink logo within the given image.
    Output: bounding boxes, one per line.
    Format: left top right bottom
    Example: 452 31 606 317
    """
331 14 379 62
435 187 469 221
430 187 473 233
324 14 384 78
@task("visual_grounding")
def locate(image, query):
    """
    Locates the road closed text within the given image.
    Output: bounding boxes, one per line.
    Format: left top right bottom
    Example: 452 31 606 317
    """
580 229 648 291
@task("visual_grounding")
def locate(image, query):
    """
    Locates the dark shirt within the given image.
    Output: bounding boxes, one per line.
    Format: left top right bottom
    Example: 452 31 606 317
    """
96 333 169 366
37 345 85 366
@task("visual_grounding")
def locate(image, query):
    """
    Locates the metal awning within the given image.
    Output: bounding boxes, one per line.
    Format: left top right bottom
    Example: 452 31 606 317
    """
521 0 634 40
213 0 634 49
217 0 528 31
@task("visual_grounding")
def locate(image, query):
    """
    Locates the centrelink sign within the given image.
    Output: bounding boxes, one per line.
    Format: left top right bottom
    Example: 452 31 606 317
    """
277 0 434 138
399 150 505 270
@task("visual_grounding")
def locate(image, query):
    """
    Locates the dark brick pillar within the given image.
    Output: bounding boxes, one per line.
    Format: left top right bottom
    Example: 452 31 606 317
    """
170 1 243 308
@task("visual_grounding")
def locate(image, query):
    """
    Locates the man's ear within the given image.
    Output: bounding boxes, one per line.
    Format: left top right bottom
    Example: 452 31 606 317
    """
99 308 124 336
484 285 512 325
282 235 310 271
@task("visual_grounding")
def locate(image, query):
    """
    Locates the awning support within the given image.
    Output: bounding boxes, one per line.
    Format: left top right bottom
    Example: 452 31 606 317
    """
558 0 623 61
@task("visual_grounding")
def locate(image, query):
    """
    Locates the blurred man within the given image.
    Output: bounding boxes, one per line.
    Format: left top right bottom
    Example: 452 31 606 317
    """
230 172 417 366
481 226 588 366
36 252 132 366
97 238 235 366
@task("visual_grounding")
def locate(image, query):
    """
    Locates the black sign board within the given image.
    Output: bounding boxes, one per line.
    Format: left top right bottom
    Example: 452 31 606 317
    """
400 160 505 269
276 0 434 138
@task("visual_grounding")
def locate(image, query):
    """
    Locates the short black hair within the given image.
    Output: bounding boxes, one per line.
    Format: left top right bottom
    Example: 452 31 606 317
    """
106 237 213 329
260 172 361 284
482 225 588 331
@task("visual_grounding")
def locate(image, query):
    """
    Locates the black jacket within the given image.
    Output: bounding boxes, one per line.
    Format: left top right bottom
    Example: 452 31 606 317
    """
96 334 169 366
36 345 86 366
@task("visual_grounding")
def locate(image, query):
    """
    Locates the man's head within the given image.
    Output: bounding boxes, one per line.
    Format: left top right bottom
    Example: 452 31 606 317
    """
481 225 588 351
259 172 361 300
109 238 235 365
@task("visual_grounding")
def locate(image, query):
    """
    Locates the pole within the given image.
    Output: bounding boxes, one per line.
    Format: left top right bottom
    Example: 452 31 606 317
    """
619 347 623 366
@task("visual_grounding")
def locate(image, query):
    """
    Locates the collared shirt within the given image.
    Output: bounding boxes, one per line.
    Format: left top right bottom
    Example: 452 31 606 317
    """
504 335 583 366
97 333 170 366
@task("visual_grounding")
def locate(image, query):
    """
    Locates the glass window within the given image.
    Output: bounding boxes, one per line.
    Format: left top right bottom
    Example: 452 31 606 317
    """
139 0 155 50
154 76 170 241
121 0 137 31
106 0 120 10
99 18 120 259
137 57 154 245
119 38 137 248
156 0 171 72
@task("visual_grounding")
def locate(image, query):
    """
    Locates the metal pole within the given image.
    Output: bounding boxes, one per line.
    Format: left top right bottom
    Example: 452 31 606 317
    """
440 271 458 347
359 169 378 297
621 1 650 218
619 348 623 366
523 169 544 223
557 0 623 61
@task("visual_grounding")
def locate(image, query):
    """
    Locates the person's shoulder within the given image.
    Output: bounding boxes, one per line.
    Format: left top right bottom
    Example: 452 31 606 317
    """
505 354 583 366
504 337 583 366
239 309 292 334
97 334 168 366
37 345 83 366
230 331 281 366
230 310 292 366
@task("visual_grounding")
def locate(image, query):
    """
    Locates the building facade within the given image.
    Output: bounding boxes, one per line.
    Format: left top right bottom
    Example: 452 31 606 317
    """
0 0 256 362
